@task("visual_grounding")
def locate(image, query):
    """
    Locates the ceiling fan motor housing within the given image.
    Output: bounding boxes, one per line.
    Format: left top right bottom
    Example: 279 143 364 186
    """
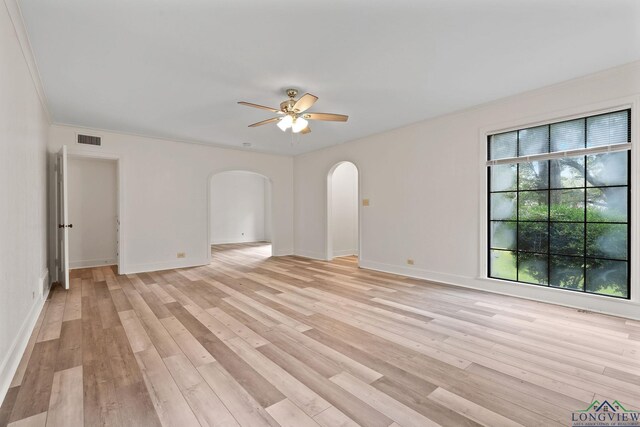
280 99 296 113
286 88 298 98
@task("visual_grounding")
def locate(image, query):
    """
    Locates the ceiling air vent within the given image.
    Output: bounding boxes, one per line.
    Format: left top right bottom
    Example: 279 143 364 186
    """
77 134 101 146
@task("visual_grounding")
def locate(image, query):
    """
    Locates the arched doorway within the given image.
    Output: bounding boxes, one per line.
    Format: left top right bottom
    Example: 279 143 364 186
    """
207 170 273 261
327 161 360 262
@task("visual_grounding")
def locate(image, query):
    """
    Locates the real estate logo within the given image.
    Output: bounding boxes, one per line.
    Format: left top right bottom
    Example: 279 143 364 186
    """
572 400 640 427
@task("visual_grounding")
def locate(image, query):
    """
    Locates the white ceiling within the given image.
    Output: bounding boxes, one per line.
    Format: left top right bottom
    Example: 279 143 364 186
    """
18 0 640 155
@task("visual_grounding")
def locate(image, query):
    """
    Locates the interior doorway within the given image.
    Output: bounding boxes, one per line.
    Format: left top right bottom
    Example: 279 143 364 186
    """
54 147 122 288
67 156 118 270
327 161 359 261
208 171 273 259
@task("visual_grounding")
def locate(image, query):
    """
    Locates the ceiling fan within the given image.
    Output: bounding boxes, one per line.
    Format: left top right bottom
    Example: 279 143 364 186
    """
238 88 348 135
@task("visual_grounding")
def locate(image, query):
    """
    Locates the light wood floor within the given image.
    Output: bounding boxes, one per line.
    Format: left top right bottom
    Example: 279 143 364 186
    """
2 243 640 427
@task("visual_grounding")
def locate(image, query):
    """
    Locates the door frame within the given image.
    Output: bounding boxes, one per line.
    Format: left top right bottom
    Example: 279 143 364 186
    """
206 169 274 263
326 161 361 263
55 148 125 275
56 146 69 288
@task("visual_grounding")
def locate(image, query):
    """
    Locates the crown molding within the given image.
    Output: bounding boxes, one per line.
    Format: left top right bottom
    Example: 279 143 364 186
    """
4 0 51 123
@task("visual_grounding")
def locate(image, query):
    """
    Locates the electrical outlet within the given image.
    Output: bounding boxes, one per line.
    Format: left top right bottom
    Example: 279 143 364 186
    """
177 252 186 259
407 258 414 265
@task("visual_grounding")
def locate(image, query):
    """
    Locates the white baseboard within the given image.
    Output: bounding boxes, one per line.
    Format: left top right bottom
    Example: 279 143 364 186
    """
211 237 266 245
69 258 116 269
272 247 293 257
123 257 209 274
0 279 51 405
359 259 640 321
40 268 49 298
332 249 358 258
293 249 327 261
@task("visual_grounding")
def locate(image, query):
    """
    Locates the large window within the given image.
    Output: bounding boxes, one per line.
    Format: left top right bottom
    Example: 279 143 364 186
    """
488 110 631 298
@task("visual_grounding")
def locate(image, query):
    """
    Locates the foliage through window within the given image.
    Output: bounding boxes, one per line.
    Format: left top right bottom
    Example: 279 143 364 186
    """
488 110 631 298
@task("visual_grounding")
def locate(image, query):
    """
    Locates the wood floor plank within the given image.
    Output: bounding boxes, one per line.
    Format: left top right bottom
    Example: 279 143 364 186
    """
207 306 270 347
257 342 393 427
81 290 124 427
105 324 162 427
118 310 153 353
3 243 640 427
139 290 172 320
54 319 82 372
36 289 66 342
428 387 524 427
266 398 321 427
7 412 47 427
46 366 83 427
313 406 360 427
10 300 49 388
184 304 237 341
134 348 200 427
61 279 81 322
303 321 562 426
160 316 216 367
198 362 279 427
225 336 332 417
9 340 59 423
147 283 176 304
330 371 441 427
124 292 183 358
95 281 121 329
276 324 383 383
167 301 286 408
163 354 240 427
0 387 19 427
370 376 482 427
109 288 133 312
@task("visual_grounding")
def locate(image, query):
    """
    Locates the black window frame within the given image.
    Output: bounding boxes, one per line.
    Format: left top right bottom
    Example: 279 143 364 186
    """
487 109 631 299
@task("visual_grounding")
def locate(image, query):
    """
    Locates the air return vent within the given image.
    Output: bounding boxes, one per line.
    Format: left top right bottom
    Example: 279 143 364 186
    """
77 134 101 146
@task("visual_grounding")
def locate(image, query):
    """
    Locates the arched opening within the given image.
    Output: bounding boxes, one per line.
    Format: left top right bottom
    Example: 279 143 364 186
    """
327 161 360 262
207 170 273 261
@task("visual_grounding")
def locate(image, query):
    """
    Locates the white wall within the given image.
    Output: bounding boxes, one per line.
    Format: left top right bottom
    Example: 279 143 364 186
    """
68 157 117 268
48 126 294 274
0 0 50 403
330 162 358 257
264 180 272 243
294 60 640 320
210 171 269 244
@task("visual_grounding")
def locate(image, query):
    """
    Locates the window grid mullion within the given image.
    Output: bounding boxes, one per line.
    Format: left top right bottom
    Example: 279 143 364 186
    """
515 155 520 282
488 109 630 299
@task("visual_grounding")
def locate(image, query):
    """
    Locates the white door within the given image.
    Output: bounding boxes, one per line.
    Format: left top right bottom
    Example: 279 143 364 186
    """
57 145 70 289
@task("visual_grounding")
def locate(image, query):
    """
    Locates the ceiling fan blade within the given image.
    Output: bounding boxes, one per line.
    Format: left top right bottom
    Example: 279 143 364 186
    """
302 112 349 122
238 101 281 113
301 126 311 134
293 93 318 113
248 117 280 127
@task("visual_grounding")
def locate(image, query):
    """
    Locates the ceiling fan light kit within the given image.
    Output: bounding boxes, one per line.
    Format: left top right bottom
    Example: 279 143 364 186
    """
239 88 348 136
291 117 308 133
277 114 293 131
